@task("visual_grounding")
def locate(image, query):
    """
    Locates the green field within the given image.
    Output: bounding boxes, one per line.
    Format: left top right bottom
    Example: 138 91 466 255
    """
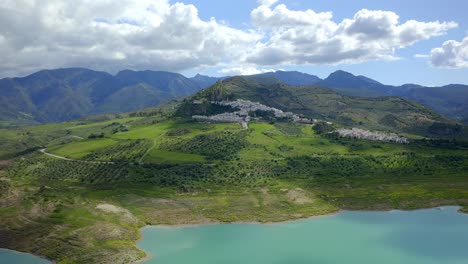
144 149 206 164
0 114 467 264
48 138 117 159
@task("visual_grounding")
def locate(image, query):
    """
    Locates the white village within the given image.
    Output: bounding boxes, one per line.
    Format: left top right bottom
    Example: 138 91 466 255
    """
191 81 409 144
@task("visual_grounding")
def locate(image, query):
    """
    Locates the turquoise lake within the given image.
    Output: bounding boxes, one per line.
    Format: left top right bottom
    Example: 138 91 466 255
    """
138 207 468 264
0 249 50 264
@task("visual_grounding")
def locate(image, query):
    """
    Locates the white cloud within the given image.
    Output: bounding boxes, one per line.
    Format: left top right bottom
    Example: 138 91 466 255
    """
218 66 275 76
430 37 468 68
257 0 279 7
0 0 259 77
0 1 459 77
248 5 457 66
414 54 430 58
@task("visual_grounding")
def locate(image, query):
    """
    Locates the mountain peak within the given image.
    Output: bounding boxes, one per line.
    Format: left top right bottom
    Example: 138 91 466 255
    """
252 71 321 86
116 69 180 76
327 70 355 79
192 73 212 79
189 74 225 89
323 70 382 86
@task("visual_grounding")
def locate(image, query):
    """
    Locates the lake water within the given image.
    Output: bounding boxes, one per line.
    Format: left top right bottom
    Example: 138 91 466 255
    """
138 207 468 264
0 249 50 264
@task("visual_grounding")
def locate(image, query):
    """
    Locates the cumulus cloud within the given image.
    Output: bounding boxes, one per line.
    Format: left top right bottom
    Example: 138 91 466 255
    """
257 0 279 7
0 1 459 77
218 66 276 76
0 0 259 77
430 37 468 68
248 5 457 66
414 54 430 58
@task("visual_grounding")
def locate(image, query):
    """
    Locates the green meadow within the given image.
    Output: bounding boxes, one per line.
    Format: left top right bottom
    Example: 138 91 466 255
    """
48 138 117 159
0 114 467 263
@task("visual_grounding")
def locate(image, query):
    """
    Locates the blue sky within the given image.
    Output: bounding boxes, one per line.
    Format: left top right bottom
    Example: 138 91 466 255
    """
1 0 467 86
177 0 468 85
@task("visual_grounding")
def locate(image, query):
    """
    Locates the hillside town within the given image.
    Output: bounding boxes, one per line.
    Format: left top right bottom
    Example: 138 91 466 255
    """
192 99 314 128
192 99 409 144
335 128 409 144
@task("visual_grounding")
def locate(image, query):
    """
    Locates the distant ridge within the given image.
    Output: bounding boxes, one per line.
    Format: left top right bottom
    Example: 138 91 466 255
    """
252 71 321 86
0 68 203 125
317 70 468 122
189 74 225 89
0 68 467 126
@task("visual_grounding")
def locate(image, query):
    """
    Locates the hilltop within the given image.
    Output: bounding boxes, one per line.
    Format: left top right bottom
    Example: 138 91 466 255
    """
246 70 468 122
178 76 465 139
0 69 467 263
1 68 467 128
0 92 467 263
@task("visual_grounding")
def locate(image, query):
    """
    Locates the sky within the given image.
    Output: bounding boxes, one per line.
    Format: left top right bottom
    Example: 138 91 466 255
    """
0 0 467 86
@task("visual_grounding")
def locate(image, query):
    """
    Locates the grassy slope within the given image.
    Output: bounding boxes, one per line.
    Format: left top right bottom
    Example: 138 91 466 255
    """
48 138 117 159
0 112 467 263
180 77 466 139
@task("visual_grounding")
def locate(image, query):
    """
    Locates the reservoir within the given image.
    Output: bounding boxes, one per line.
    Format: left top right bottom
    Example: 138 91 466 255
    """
0 249 50 264
138 206 468 264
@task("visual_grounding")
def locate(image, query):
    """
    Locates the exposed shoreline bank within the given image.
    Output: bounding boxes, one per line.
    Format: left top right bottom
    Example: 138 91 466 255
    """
139 205 467 229
135 205 467 263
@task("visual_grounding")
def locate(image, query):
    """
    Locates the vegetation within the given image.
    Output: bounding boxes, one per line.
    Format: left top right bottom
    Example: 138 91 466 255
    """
318 70 468 122
160 130 249 160
178 76 467 139
82 139 152 162
312 121 335 134
0 80 467 263
0 68 202 125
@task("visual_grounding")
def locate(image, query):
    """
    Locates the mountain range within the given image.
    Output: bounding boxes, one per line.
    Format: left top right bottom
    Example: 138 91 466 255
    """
0 68 201 126
0 68 467 127
316 70 468 123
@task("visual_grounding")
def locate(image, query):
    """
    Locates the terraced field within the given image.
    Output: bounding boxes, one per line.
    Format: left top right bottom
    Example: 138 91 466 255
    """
0 114 467 263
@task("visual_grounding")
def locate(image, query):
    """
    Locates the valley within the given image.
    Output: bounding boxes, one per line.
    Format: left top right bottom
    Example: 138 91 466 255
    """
0 92 467 262
1 1 467 263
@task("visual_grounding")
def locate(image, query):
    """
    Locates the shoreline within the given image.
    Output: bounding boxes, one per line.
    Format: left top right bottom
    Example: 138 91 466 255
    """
3 205 466 264
144 210 341 229
139 204 466 229
135 205 466 263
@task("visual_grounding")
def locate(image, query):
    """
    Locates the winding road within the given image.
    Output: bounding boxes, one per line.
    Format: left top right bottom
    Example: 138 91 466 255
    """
39 149 114 164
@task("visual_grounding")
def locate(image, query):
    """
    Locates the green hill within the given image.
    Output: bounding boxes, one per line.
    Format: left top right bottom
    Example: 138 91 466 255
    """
0 101 467 263
179 76 465 138
0 73 467 264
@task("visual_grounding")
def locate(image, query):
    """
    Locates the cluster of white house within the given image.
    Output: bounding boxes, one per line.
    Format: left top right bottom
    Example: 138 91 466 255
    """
335 128 409 144
192 112 249 123
192 99 315 126
216 100 296 119
192 100 407 143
